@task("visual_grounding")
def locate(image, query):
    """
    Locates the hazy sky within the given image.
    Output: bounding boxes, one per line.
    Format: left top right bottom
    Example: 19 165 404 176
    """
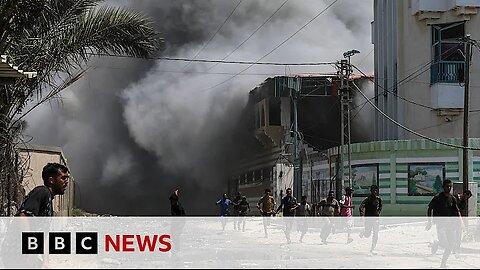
25 0 374 215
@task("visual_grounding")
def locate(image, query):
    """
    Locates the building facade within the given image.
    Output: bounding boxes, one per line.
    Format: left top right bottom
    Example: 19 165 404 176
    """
373 0 480 140
231 74 373 212
302 138 479 216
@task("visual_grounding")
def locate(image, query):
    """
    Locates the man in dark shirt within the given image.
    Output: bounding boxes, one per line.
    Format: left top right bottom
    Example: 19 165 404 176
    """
454 189 472 217
359 185 382 255
276 188 298 217
17 163 70 217
276 188 298 244
426 179 461 268
453 190 472 253
3 163 69 268
169 188 186 216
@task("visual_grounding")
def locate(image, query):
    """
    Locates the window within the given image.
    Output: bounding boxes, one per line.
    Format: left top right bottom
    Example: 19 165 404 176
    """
254 100 266 129
254 170 261 182
431 22 465 83
351 164 379 197
408 163 445 196
268 98 281 126
246 171 253 183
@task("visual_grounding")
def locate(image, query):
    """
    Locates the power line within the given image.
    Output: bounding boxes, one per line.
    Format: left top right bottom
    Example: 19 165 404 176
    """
350 42 465 112
354 48 373 67
182 0 244 70
351 81 480 150
206 0 290 71
86 53 335 66
413 110 480 132
200 0 339 92
353 64 436 110
89 65 288 76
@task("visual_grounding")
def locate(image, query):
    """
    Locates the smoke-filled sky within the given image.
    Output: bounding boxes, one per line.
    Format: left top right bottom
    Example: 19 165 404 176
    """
25 0 374 215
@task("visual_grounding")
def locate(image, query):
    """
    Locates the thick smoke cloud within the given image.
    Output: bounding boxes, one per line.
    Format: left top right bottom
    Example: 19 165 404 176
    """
25 0 374 215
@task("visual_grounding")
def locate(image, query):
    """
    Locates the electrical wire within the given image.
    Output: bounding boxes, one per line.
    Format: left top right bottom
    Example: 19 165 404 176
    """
351 81 480 150
350 42 465 112
206 0 290 71
182 0 244 70
86 54 336 66
199 0 339 92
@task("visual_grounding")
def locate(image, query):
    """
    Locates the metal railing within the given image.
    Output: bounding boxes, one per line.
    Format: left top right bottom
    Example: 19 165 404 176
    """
430 61 465 84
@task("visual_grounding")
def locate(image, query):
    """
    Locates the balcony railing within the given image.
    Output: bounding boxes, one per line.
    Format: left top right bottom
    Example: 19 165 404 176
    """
430 61 465 84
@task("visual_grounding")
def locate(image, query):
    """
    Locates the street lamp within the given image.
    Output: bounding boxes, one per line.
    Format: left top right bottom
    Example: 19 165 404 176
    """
343 50 360 59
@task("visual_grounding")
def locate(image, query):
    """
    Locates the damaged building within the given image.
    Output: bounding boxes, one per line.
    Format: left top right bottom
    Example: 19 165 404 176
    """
230 74 373 212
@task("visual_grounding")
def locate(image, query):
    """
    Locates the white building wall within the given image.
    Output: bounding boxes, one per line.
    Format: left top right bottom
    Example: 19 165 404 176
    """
19 145 74 216
376 0 480 140
373 0 399 141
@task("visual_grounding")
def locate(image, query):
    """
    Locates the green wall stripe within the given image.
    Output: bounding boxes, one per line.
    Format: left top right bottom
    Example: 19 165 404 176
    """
396 200 431 204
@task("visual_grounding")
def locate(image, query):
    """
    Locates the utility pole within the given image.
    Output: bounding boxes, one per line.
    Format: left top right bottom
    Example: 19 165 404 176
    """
462 35 472 215
338 59 347 200
337 50 359 200
293 93 301 200
288 77 303 200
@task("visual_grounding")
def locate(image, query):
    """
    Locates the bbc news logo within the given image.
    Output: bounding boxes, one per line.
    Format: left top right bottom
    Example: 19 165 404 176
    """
22 232 172 254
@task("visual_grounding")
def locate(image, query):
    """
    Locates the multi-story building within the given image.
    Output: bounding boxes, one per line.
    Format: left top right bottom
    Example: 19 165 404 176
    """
358 0 480 215
231 74 373 211
373 0 480 140
231 0 480 216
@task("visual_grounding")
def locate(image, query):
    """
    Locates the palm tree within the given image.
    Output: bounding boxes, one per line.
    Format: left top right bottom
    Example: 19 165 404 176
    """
0 0 162 214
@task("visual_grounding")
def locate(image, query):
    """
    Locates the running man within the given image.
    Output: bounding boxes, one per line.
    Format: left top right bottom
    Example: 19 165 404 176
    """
340 187 355 244
296 195 311 243
276 188 298 244
318 190 340 244
257 188 276 238
359 185 382 255
216 193 235 231
426 179 462 268
237 196 251 231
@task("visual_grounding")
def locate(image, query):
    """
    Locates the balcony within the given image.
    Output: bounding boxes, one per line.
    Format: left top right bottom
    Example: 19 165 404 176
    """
430 61 464 84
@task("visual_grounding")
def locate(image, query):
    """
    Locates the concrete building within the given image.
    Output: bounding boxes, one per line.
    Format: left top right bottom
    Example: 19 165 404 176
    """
336 0 480 215
231 0 480 216
302 139 479 216
373 0 480 140
231 74 373 211
18 145 75 216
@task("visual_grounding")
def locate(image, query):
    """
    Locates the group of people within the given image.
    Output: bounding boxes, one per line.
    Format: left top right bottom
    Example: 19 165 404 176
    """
14 162 475 268
209 185 382 249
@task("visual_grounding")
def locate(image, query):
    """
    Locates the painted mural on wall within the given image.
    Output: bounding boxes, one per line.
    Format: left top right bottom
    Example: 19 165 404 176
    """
352 164 378 196
408 163 445 196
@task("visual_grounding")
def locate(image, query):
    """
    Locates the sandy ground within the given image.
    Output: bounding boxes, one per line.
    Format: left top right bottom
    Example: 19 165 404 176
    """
36 217 480 269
